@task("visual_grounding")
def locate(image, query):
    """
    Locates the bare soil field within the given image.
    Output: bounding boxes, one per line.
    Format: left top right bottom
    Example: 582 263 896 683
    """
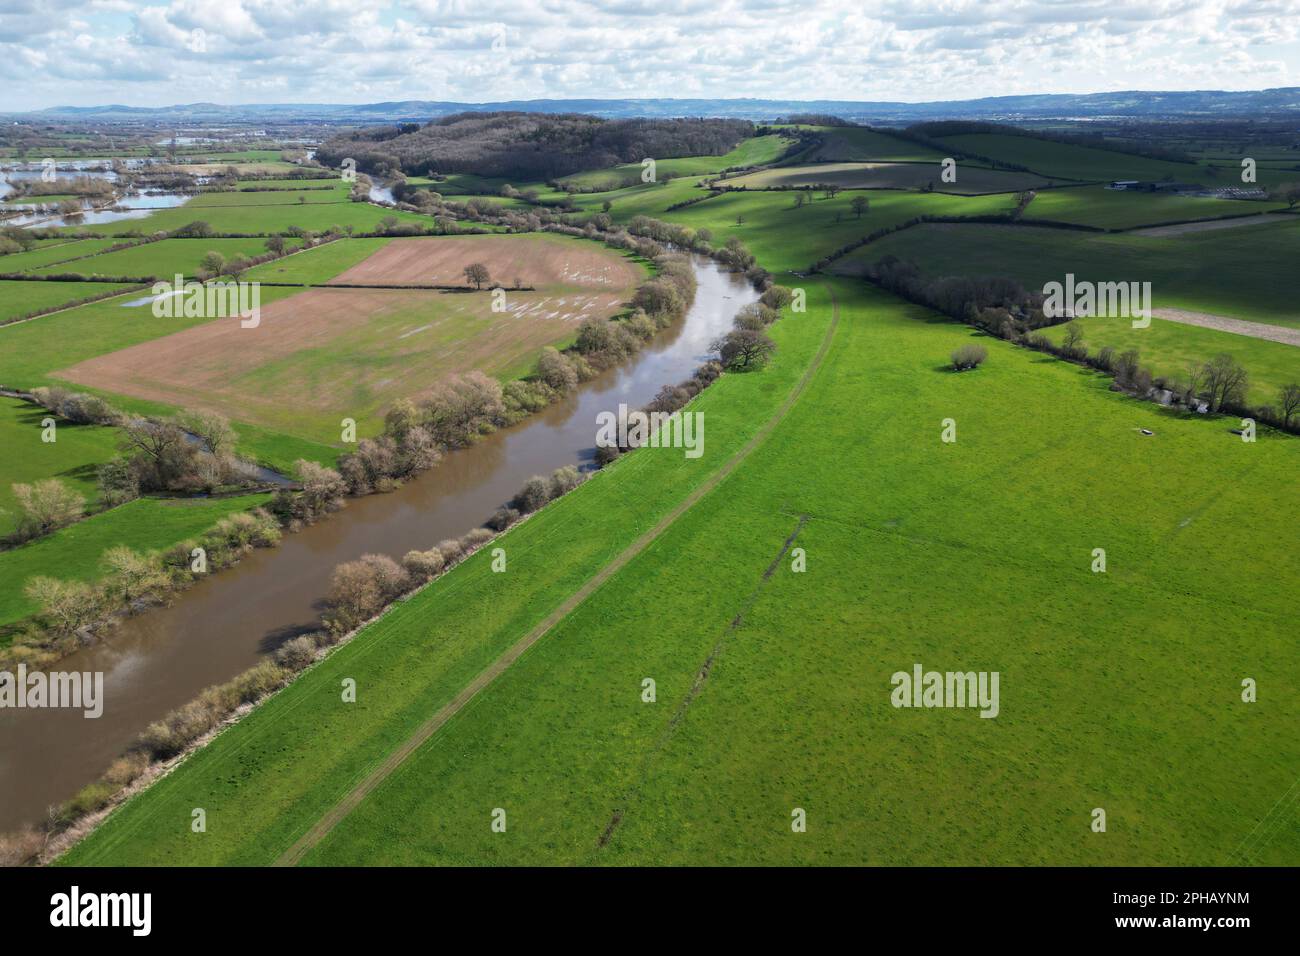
54 236 642 443
1131 213 1286 238
1152 308 1300 347
329 234 643 289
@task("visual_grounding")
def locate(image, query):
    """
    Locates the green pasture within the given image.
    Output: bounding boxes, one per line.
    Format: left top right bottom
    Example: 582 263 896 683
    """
831 219 1300 328
938 133 1210 183
62 279 1299 867
32 237 305 279
0 397 120 537
60 200 433 238
723 161 1048 194
0 279 140 323
0 493 271 630
1041 315 1297 407
802 127 949 163
1025 185 1282 230
0 238 122 272
558 134 796 190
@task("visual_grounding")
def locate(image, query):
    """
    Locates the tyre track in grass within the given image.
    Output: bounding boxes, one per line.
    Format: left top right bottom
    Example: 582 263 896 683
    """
274 282 842 867
593 514 809 854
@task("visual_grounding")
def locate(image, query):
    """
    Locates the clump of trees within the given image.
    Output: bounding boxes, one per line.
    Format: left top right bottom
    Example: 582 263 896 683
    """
708 283 790 372
114 417 261 495
272 459 347 526
324 553 410 632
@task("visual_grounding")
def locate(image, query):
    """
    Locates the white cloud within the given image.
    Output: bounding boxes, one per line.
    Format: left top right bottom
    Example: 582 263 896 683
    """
0 0 1296 109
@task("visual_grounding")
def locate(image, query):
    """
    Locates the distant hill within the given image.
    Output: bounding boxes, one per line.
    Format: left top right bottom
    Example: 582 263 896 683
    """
316 112 755 180
10 88 1300 124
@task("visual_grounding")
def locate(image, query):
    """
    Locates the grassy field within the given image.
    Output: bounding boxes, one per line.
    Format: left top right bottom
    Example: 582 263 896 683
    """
1025 185 1282 230
564 176 712 220
18 132 1297 869
230 178 343 190
831 219 1300 327
31 237 305 279
0 397 121 537
1039 315 1297 406
0 283 328 471
0 238 122 272
62 200 432 237
642 188 1019 272
186 185 352 206
0 493 271 629
164 161 301 177
801 127 949 163
61 278 1299 867
0 279 140 323
723 161 1049 194
937 133 1212 183
0 285 303 389
557 134 796 189
407 172 513 195
241 237 392 284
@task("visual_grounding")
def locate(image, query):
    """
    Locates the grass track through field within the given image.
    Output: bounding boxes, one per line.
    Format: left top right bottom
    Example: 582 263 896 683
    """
273 285 842 867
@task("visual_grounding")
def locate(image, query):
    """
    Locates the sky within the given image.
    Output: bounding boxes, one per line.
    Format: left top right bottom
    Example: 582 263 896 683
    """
1 0 1299 111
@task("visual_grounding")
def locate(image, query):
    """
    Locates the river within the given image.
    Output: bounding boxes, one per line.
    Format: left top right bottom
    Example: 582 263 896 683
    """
0 255 757 831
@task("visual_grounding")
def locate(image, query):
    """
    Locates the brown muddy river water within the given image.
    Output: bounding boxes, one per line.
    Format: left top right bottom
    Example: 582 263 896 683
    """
0 256 757 831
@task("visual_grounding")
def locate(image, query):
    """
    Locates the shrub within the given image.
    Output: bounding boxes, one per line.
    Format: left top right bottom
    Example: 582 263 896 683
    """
487 507 521 531
23 576 99 635
512 475 553 513
401 548 445 581
228 660 288 704
325 553 409 629
549 465 583 498
11 479 85 540
0 829 42 867
436 538 465 564
537 347 579 392
951 344 988 370
274 635 318 671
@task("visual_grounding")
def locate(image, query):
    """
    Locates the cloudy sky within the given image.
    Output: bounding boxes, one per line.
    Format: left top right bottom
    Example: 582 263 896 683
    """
1 0 1298 110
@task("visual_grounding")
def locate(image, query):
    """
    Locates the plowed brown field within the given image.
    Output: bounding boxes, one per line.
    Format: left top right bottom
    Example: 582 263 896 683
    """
329 234 641 289
55 235 643 444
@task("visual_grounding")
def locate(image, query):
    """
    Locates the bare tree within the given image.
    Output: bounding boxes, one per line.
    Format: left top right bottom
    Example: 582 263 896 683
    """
463 262 491 289
711 329 776 370
177 410 236 457
850 195 870 218
1201 353 1249 412
1062 321 1084 354
1278 382 1300 427
11 479 85 538
23 576 99 634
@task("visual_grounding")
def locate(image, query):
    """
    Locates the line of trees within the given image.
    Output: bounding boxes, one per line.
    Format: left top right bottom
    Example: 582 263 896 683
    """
865 255 1298 433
